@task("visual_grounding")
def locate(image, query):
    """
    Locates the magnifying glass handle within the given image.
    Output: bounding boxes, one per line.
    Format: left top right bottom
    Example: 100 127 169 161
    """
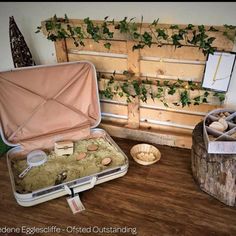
19 166 32 179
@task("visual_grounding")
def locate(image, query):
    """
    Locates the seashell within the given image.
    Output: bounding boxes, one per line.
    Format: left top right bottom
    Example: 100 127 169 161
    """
101 157 112 166
209 121 225 132
230 132 236 139
76 152 87 161
224 112 231 117
218 118 228 130
87 144 98 151
136 152 156 162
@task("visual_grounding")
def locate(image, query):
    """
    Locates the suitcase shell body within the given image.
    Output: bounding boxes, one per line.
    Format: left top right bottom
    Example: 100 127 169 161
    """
0 61 129 206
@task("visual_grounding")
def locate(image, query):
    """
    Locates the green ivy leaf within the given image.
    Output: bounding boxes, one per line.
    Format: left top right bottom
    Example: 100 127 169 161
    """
173 102 180 106
156 28 168 40
142 31 152 47
104 42 111 49
132 80 141 96
198 25 205 33
133 32 140 39
132 44 145 51
213 92 225 102
108 32 114 38
47 33 57 41
180 90 190 107
107 76 115 86
163 80 169 86
224 24 236 30
45 21 53 31
64 14 69 23
118 92 124 97
207 37 216 44
208 26 218 32
168 87 176 95
185 24 194 30
151 19 159 26
204 91 209 97
193 96 201 102
74 41 79 47
80 41 85 46
170 25 179 29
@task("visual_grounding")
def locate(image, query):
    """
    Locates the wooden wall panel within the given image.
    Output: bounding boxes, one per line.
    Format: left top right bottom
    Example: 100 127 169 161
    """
66 38 127 54
54 40 68 62
140 45 206 61
41 19 234 148
140 60 205 81
140 108 203 129
68 54 127 72
100 102 128 117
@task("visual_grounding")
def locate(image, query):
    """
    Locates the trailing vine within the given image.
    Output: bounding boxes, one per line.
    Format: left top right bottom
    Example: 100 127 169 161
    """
98 71 225 108
36 14 229 107
36 14 236 56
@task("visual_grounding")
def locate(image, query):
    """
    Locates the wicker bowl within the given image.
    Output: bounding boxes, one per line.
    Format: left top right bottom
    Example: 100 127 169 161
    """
130 144 161 166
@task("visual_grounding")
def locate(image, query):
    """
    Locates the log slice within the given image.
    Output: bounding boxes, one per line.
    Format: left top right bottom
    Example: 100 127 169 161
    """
191 122 236 206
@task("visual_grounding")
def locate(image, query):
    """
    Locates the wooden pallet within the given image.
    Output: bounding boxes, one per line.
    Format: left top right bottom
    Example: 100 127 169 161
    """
41 19 234 148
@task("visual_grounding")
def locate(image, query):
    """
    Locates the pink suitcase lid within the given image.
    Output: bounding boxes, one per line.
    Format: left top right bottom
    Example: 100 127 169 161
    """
0 61 101 151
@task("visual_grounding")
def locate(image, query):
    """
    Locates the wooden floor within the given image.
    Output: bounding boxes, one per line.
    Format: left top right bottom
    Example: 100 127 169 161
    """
0 137 235 236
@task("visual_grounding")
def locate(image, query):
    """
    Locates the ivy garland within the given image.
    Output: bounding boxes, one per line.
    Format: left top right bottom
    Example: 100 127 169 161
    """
98 71 225 108
36 14 231 107
36 14 236 55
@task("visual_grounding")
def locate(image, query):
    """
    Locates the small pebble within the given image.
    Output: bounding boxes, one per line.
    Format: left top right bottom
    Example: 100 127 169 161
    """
224 112 231 117
101 157 112 166
136 152 156 162
230 132 236 139
76 152 87 161
87 144 99 151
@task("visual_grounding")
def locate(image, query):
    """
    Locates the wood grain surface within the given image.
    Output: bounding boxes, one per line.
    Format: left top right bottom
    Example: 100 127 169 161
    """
0 137 235 236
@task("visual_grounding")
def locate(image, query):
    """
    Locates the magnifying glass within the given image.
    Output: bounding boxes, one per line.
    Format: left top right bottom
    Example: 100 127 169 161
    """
19 150 47 179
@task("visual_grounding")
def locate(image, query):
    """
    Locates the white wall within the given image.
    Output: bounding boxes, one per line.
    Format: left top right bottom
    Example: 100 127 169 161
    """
0 2 235 107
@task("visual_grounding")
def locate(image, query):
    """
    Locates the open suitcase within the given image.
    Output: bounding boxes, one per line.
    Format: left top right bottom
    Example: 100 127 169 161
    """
0 61 129 207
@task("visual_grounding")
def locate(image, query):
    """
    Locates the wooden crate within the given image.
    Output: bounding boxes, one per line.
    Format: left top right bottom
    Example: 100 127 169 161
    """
41 19 234 149
203 109 236 154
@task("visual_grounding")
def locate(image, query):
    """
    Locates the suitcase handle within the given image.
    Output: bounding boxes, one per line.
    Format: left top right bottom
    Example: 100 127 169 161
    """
64 176 97 195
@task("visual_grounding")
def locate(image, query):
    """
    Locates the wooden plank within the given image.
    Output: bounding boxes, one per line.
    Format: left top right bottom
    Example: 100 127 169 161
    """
101 102 204 127
68 54 127 72
140 60 205 81
54 39 68 62
99 121 192 149
100 116 193 136
140 44 206 61
126 41 141 129
66 38 127 54
139 121 193 136
101 116 127 125
140 108 203 128
100 102 127 117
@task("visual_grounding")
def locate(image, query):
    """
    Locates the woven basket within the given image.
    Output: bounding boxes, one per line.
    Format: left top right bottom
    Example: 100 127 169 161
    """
130 144 161 165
